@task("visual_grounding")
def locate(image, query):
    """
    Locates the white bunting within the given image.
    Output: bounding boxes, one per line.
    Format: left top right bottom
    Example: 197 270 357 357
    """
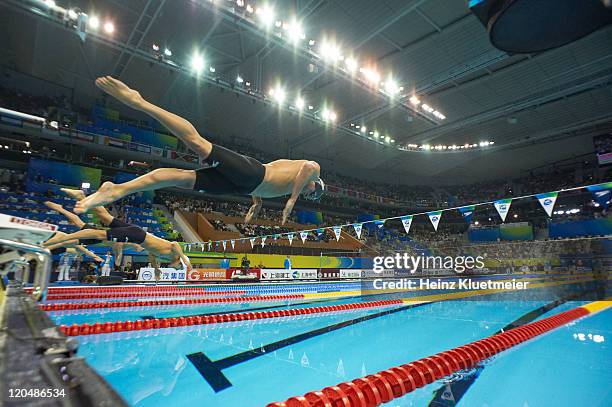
261 236 267 247
249 237 256 248
494 199 512 222
536 192 558 217
400 215 413 234
230 240 235 250
332 226 342 241
353 223 363 239
287 233 294 246
428 211 442 231
300 231 308 243
222 240 226 251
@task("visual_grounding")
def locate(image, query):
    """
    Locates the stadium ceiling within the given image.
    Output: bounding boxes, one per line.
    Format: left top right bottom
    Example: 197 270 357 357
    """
0 0 611 185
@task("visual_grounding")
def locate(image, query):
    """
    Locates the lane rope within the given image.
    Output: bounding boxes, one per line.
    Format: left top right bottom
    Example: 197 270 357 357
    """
266 300 611 407
58 299 404 336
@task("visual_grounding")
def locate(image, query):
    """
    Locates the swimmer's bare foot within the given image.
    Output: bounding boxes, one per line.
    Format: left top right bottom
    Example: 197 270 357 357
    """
60 188 86 201
74 182 121 214
43 231 67 247
95 76 145 110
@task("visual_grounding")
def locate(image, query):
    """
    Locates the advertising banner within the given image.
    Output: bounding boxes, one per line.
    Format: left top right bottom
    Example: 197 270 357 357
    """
138 267 186 281
260 269 318 280
187 268 229 281
317 269 340 280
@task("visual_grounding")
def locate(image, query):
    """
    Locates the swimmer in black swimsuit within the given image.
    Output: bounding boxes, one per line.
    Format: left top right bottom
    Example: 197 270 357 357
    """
44 195 190 271
44 188 143 265
75 76 325 224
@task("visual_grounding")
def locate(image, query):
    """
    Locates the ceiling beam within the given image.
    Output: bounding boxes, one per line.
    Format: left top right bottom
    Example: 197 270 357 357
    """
410 65 612 144
352 0 430 50
112 0 167 79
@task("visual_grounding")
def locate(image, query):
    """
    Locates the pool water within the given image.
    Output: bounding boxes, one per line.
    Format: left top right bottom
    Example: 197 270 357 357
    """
45 277 610 406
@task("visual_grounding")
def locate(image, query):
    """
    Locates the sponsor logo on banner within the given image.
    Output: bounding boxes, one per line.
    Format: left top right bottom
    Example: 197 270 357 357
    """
339 269 362 279
317 269 340 280
9 216 57 231
332 226 342 241
494 199 512 222
427 211 442 231
140 270 153 281
400 215 413 234
138 267 187 281
536 192 558 217
260 269 318 280
363 269 396 278
187 268 228 281
227 268 261 280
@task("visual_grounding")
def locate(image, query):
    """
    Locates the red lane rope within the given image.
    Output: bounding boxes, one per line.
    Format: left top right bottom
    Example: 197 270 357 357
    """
28 286 231 293
58 299 404 336
45 290 246 300
42 294 306 311
266 306 591 407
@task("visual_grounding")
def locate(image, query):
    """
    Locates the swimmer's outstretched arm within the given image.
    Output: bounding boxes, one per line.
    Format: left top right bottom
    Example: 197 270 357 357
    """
281 161 320 225
74 245 104 262
95 76 212 159
44 201 85 228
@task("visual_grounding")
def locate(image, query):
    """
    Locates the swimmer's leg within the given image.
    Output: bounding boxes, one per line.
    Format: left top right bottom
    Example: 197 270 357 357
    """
60 188 114 226
44 229 107 247
96 76 212 159
44 201 85 228
74 168 196 214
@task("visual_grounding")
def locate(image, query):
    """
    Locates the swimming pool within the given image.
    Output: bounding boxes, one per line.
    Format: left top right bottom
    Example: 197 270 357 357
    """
44 275 610 406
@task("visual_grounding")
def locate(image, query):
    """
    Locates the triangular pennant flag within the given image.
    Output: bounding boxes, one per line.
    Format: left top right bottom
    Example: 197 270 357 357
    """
494 199 512 222
536 192 558 217
427 211 442 231
300 231 308 244
200 243 205 251
230 240 235 250
332 226 342 241
207 242 211 251
458 205 476 224
374 219 385 228
400 215 413 234
273 234 279 241
287 233 294 246
222 240 227 251
587 183 612 210
261 236 267 247
316 228 324 237
353 223 363 239
249 237 256 248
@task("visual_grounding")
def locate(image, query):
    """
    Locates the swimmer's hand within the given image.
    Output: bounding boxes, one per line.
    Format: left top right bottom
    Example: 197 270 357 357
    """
281 198 296 225
245 203 261 224
95 76 145 110
93 255 104 263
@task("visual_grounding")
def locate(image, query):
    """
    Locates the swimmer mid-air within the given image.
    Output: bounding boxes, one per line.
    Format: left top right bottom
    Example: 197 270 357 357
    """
75 76 325 224
44 193 192 273
44 188 144 267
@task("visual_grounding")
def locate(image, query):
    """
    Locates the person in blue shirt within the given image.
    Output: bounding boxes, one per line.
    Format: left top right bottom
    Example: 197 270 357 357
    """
284 255 292 270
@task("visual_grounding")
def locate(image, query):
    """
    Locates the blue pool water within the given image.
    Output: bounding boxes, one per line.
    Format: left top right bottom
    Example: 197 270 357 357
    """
45 278 610 406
